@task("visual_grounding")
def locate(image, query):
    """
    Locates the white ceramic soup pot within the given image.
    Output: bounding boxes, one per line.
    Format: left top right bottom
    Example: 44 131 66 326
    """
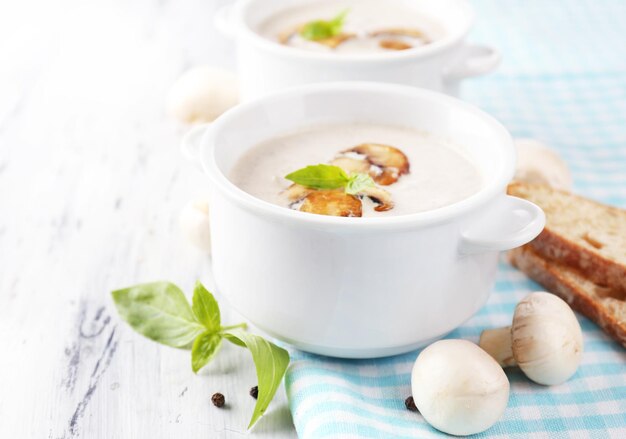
183 83 544 359
215 0 500 100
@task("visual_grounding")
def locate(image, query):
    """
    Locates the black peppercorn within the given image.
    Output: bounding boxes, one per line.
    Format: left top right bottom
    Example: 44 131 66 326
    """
405 396 418 412
211 392 225 408
249 385 259 399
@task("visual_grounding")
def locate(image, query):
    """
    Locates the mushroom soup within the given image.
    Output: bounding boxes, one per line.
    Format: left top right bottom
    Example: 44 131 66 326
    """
229 123 483 217
258 0 444 54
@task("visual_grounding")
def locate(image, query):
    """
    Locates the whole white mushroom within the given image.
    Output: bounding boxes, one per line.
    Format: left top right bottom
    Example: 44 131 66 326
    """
479 292 583 385
514 138 573 191
167 66 239 124
179 200 211 252
411 339 510 436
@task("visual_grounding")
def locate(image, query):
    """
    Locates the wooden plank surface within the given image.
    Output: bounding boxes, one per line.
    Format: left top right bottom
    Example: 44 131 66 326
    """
0 0 297 437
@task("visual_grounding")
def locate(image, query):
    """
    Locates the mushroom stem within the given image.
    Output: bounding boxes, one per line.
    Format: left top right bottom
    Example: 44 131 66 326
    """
479 327 517 367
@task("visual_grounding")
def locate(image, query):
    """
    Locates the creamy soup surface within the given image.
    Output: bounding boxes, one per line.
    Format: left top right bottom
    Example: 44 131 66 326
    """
258 0 445 54
229 123 483 217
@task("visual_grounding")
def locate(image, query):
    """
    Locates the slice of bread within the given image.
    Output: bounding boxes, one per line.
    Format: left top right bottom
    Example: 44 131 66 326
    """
508 182 626 294
509 246 626 348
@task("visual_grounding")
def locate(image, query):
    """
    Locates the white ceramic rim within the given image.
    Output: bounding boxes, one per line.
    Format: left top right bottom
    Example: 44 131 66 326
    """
201 82 515 231
232 0 476 64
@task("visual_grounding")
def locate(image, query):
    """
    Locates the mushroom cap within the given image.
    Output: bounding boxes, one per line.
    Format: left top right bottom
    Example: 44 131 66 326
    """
411 339 509 436
511 292 583 385
167 66 239 124
179 200 211 252
514 139 573 191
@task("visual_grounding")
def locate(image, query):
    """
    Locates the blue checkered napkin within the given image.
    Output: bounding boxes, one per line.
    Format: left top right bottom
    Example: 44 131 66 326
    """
469 0 626 76
284 1 626 437
286 263 626 438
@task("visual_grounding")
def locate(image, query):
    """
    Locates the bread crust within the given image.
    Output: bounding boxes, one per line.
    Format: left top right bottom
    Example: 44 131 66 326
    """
507 182 626 295
529 232 626 296
509 246 626 348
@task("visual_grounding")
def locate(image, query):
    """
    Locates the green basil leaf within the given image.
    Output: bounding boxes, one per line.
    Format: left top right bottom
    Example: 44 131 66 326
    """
300 21 335 40
192 281 220 331
112 281 204 349
223 330 290 429
329 9 349 33
300 9 348 41
345 173 376 195
191 331 222 373
285 164 349 189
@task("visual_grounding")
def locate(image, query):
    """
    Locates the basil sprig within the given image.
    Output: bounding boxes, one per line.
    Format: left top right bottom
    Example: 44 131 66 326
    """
300 9 348 41
285 163 375 195
112 281 290 429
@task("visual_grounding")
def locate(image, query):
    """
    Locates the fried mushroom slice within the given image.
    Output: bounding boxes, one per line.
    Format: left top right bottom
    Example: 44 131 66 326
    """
329 156 371 174
379 39 413 51
300 190 362 217
278 27 297 45
358 186 394 212
283 184 314 204
314 33 356 48
370 27 430 42
278 28 355 49
345 143 410 185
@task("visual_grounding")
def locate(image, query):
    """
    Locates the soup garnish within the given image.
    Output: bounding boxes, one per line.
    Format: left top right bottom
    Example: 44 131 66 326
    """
272 5 434 52
229 123 482 218
284 144 408 217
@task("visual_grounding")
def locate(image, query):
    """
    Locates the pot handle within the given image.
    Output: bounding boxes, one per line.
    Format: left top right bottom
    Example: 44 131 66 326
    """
459 195 545 255
181 123 211 165
443 44 501 81
214 3 237 38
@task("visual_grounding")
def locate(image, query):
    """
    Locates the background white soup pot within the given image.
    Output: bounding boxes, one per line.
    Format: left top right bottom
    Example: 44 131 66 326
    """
182 83 544 359
215 0 501 100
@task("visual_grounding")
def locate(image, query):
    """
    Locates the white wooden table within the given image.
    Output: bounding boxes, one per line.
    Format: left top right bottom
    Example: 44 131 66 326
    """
0 0 297 437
